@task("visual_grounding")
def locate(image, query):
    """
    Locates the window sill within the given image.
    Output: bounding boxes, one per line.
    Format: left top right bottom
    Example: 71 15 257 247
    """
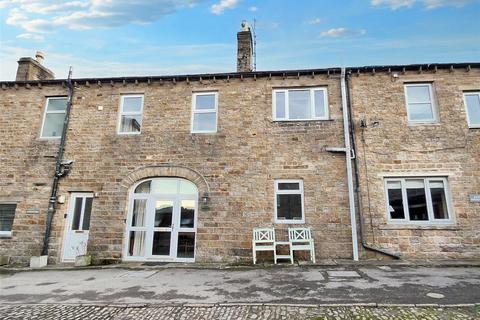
380 224 458 230
275 220 305 224
273 118 331 122
190 131 217 134
117 132 142 136
407 122 440 126
37 137 61 141
0 232 12 238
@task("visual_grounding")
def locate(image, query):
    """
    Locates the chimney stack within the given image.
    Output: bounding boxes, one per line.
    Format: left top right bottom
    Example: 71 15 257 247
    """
15 51 54 81
237 20 253 72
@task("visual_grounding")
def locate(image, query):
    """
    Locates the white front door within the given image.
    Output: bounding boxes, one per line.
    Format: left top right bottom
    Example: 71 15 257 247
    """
125 178 198 262
62 193 93 262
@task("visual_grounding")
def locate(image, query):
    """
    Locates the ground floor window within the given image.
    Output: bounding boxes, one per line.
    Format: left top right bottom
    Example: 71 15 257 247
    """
125 178 198 262
385 177 452 224
274 179 304 223
0 203 16 236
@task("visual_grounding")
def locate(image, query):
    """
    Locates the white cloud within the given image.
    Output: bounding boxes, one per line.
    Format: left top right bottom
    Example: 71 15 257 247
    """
248 6 257 12
16 33 44 41
305 18 322 25
422 0 473 9
320 28 366 38
19 1 89 14
5 8 27 25
211 0 239 14
371 0 415 9
371 0 476 9
4 0 202 32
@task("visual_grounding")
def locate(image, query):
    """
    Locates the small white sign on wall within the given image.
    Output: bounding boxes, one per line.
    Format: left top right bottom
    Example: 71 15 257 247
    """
469 194 480 203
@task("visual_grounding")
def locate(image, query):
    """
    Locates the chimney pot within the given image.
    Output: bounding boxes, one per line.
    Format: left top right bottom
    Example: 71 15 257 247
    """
35 51 45 64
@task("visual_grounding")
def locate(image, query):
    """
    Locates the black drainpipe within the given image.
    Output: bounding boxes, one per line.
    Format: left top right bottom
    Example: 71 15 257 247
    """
345 71 400 260
41 68 75 257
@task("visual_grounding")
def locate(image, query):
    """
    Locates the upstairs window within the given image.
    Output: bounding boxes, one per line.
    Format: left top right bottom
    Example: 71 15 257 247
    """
273 88 328 121
385 177 452 224
191 92 218 133
0 203 16 236
464 91 480 128
118 95 144 134
41 97 68 138
275 180 305 223
404 83 437 123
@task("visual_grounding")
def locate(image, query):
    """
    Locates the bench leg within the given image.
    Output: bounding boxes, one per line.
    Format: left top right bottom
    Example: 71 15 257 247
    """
311 243 316 264
253 249 256 265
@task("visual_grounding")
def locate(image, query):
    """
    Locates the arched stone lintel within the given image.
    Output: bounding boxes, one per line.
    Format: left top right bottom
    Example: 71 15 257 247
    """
119 164 210 195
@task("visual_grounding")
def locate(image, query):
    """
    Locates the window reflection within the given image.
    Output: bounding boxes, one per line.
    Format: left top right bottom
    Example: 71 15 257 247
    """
180 200 195 228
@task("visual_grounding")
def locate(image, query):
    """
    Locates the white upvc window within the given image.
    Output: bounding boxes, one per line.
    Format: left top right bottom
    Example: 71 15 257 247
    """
40 97 68 138
274 179 305 224
191 92 218 133
0 203 16 237
118 95 144 134
384 177 453 225
404 83 438 123
273 87 329 121
463 91 480 128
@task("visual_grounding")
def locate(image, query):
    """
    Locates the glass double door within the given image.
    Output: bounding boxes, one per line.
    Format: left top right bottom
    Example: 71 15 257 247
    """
149 196 197 261
127 194 197 262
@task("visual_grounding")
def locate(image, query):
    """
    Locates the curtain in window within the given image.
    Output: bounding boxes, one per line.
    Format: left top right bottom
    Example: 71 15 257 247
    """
121 116 141 133
130 199 146 256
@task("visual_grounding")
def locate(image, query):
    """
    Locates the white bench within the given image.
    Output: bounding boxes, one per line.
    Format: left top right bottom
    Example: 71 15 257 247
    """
288 227 316 263
252 228 276 264
252 228 294 264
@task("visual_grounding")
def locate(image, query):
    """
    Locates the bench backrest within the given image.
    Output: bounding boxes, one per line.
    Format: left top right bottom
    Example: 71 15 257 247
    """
288 227 312 242
253 228 275 243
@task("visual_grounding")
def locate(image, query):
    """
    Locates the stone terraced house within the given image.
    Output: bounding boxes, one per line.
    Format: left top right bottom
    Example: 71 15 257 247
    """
0 24 479 266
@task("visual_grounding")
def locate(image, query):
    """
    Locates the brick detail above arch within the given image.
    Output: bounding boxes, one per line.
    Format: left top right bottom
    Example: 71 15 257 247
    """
119 164 209 196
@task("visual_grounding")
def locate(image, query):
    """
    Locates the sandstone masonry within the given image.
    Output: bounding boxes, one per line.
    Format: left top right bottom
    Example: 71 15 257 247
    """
0 28 478 265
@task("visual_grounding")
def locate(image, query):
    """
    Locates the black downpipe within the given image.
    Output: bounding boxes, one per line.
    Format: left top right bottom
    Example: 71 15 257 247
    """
41 69 74 257
345 72 400 260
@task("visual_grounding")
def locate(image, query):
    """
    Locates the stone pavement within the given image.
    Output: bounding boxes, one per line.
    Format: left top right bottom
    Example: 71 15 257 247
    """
1 265 480 305
0 304 478 320
1 265 480 319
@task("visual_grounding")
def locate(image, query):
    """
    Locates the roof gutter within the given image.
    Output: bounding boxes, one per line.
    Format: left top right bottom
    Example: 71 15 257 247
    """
41 68 75 258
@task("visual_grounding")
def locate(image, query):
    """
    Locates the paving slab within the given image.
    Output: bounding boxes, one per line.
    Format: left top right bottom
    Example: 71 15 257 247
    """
116 271 158 278
326 270 361 277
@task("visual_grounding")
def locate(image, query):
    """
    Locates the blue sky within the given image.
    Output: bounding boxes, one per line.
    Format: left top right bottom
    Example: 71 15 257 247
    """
0 0 479 80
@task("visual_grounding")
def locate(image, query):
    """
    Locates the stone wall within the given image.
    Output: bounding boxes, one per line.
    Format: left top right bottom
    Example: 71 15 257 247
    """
0 84 67 264
349 68 480 259
1 67 478 265
0 74 354 264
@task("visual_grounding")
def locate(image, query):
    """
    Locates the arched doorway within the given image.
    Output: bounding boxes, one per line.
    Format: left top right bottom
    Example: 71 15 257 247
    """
124 178 198 262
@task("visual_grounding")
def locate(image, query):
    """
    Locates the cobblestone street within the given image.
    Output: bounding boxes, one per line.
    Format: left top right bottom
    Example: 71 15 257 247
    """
0 304 478 320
